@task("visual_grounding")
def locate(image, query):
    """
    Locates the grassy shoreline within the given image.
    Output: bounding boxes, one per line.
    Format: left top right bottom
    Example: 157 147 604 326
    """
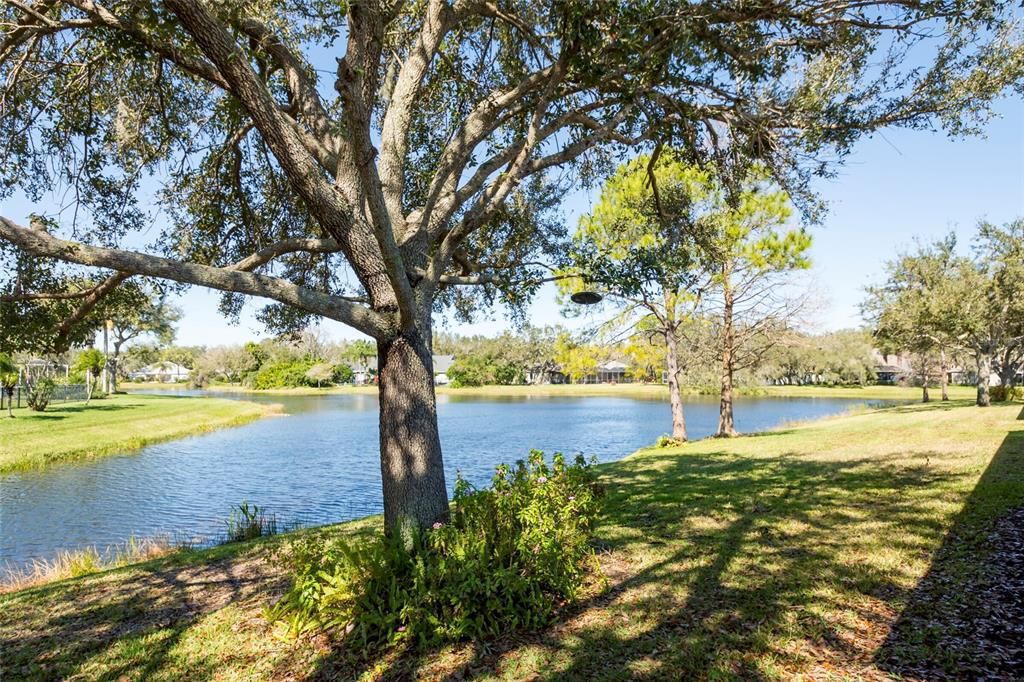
1 399 1020 679
123 380 977 402
0 394 281 473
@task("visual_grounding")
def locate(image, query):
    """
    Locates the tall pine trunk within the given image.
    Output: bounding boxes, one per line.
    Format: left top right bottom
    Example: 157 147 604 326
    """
376 325 449 536
976 350 992 407
716 283 737 437
664 330 687 442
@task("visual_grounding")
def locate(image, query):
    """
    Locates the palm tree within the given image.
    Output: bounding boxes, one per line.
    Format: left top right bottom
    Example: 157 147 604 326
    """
0 354 18 418
74 349 106 405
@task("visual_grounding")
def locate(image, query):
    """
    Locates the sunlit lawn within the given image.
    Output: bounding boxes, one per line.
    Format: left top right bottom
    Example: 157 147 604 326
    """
1 399 1020 680
0 394 278 472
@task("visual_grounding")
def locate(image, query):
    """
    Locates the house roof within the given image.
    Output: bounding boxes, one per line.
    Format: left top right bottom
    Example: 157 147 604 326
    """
138 361 190 373
433 354 455 373
599 360 629 371
875 364 905 373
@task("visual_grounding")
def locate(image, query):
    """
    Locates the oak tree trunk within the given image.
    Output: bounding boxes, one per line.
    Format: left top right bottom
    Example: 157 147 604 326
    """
716 285 737 438
940 350 949 401
377 326 450 536
976 351 992 407
664 331 687 442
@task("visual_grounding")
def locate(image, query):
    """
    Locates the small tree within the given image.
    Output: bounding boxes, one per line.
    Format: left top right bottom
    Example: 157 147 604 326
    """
74 349 106 404
565 153 808 439
553 333 602 385
703 167 811 437
0 353 18 417
103 282 182 393
305 362 336 388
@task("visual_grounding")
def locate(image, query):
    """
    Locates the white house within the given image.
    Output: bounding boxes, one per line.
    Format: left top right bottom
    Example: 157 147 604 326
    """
128 361 191 383
433 355 455 385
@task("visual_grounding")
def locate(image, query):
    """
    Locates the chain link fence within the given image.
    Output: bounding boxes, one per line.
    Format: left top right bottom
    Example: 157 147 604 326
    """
0 383 88 410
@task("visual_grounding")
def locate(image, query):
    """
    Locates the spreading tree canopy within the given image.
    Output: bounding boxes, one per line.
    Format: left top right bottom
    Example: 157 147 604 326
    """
1 0 1022 532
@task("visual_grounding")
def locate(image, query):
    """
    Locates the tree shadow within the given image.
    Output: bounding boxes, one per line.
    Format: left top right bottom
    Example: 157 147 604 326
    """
0 550 285 681
307 441 970 680
876 404 1024 679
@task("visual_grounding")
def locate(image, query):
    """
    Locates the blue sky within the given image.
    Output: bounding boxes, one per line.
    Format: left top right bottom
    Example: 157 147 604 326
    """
2 97 1021 347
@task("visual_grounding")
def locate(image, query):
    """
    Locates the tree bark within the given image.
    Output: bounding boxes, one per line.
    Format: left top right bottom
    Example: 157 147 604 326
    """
377 325 449 537
940 349 949 401
716 283 737 437
976 351 992 407
664 330 687 442
921 366 930 403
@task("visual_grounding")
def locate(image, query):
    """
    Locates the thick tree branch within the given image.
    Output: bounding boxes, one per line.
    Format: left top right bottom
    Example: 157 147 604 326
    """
53 271 128 345
227 237 342 272
0 217 391 338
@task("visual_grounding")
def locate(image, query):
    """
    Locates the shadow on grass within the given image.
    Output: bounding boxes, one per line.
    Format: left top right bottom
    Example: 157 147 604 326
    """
876 404 1024 679
308 442 975 680
0 550 286 681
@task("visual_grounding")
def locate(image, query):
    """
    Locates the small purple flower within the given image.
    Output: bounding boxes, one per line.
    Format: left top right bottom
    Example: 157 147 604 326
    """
397 626 407 632
432 521 444 530
537 476 548 484
568 495 576 502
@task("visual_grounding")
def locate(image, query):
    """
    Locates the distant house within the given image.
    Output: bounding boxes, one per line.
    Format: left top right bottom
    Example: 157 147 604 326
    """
22 358 69 379
129 361 191 383
874 363 905 384
433 355 455 386
345 354 455 385
575 360 633 384
525 360 567 385
347 356 377 385
871 350 912 384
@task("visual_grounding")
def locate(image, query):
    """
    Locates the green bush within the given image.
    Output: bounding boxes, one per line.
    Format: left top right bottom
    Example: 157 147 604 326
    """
447 353 523 387
25 376 55 411
331 363 355 384
269 451 601 648
251 360 315 389
990 385 1023 402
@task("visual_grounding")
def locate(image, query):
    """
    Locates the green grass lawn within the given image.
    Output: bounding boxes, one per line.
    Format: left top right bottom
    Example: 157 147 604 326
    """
2 399 1019 680
0 394 279 472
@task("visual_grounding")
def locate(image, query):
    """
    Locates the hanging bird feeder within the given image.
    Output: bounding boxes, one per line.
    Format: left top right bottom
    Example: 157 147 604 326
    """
570 288 603 305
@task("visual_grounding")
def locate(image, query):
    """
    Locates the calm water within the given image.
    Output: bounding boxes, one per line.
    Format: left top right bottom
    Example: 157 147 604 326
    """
1 392 880 570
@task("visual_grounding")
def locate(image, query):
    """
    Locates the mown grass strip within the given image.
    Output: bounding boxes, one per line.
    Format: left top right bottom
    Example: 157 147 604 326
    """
0 394 280 473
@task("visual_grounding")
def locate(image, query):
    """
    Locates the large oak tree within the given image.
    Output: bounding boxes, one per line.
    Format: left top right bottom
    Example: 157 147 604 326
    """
1 0 1022 533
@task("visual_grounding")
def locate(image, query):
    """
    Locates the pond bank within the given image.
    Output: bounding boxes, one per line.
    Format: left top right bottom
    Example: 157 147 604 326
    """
0 394 280 473
2 400 1020 679
124 380 977 401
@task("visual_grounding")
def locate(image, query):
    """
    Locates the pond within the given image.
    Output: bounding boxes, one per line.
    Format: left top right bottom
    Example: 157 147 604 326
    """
1 392 884 571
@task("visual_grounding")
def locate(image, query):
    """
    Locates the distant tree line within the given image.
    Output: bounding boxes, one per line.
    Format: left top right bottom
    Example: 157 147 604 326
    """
863 220 1024 406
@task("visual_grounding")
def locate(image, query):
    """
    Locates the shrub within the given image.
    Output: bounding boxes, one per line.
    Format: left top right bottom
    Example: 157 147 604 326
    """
225 502 278 542
447 353 523 387
990 385 1023 402
24 376 55 411
269 451 601 648
656 434 685 448
331 363 355 384
251 360 315 389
